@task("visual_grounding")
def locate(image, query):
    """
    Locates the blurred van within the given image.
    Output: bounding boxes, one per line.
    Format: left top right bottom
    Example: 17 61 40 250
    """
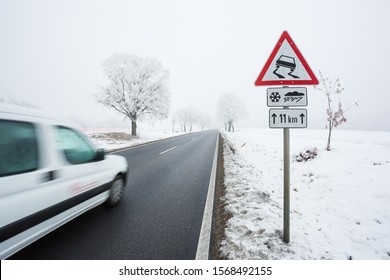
0 104 128 259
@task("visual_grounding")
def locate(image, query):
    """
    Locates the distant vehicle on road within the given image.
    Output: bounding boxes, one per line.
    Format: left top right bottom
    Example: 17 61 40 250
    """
0 104 128 259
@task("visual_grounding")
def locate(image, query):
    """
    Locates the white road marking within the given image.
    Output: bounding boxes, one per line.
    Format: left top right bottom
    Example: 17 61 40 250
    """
196 133 219 260
159 146 177 155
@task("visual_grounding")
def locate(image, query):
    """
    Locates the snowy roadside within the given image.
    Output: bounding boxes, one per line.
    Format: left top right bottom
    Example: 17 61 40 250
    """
220 129 390 260
86 129 187 152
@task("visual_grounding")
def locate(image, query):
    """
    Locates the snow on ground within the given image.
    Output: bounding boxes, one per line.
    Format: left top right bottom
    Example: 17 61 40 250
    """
85 128 186 152
220 128 390 260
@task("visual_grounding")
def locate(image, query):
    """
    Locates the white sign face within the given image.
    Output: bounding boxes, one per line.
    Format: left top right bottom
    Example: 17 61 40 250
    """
267 87 307 107
269 108 307 128
262 40 312 83
255 31 318 86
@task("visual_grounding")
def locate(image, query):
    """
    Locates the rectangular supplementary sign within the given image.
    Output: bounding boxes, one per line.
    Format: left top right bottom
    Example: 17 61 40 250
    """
267 87 307 107
269 108 307 128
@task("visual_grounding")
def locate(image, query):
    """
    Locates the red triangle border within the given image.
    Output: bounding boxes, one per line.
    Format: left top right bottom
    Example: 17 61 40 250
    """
255 31 319 86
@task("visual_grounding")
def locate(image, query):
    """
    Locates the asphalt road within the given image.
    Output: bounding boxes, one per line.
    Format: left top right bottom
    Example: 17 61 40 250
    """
10 130 219 260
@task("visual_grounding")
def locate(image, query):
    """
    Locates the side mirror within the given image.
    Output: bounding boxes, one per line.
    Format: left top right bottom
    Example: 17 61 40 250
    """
95 148 105 161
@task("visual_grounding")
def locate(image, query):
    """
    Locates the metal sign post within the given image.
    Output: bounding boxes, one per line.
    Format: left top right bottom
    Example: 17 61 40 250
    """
283 117 290 243
268 91 306 244
255 31 319 244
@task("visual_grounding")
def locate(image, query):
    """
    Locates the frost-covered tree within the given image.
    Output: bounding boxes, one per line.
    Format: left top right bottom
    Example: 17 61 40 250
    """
186 106 198 132
170 111 177 133
314 71 358 151
217 93 245 132
198 112 212 131
176 106 198 132
96 53 171 136
176 108 189 132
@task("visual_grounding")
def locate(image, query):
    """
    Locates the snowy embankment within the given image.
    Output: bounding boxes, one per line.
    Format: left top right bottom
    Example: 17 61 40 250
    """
86 129 186 152
220 129 390 260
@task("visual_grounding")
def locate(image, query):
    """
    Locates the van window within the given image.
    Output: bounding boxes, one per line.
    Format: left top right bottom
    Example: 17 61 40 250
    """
55 126 96 165
0 120 39 177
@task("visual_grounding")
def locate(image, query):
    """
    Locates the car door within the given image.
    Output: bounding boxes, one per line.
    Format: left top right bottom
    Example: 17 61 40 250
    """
0 119 60 242
0 121 108 247
53 126 111 204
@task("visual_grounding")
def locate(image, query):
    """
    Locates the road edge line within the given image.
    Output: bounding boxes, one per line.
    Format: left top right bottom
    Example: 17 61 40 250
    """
195 132 219 260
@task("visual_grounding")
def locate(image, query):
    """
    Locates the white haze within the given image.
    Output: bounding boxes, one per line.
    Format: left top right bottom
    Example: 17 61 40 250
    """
0 0 389 131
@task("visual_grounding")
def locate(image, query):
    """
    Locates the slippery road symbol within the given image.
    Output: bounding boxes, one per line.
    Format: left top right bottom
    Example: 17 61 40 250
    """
273 55 300 79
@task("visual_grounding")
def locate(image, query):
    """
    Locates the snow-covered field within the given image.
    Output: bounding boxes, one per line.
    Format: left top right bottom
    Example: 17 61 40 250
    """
220 129 390 260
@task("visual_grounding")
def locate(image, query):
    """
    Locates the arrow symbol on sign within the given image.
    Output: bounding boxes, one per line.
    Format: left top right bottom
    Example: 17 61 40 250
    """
300 113 305 124
272 113 277 124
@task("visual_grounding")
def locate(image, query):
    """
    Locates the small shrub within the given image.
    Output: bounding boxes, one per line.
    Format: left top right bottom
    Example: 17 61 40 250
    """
294 147 318 162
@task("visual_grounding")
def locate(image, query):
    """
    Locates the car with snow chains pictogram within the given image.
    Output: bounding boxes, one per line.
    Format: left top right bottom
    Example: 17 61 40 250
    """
0 104 128 259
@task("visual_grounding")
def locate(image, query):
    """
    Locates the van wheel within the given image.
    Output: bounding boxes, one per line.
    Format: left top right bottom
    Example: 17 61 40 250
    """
106 175 125 207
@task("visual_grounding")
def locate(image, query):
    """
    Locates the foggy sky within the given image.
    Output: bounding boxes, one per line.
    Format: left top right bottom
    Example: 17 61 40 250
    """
1 0 389 131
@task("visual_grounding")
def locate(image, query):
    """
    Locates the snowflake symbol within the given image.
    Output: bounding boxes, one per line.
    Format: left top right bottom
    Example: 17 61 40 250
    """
270 92 281 102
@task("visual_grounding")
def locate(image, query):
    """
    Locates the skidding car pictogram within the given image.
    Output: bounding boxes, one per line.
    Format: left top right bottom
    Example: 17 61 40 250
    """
273 55 299 79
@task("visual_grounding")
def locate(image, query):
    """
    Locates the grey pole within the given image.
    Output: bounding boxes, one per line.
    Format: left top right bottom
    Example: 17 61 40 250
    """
283 115 290 243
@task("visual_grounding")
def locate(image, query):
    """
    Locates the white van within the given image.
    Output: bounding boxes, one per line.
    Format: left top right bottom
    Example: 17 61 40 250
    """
0 104 128 259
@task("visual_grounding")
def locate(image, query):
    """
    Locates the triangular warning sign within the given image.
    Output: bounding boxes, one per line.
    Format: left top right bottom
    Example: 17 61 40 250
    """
255 31 318 86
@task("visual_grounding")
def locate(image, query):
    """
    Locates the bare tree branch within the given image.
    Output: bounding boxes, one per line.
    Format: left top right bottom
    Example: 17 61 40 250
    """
315 71 358 151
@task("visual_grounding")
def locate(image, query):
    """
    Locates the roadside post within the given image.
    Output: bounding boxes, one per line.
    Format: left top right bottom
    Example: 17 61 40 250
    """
254 31 318 243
